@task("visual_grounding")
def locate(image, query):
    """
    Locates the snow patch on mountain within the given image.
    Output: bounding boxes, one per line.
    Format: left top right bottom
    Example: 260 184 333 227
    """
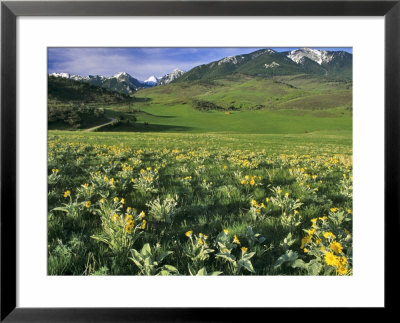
217 56 244 66
287 48 334 65
158 68 185 85
264 61 280 69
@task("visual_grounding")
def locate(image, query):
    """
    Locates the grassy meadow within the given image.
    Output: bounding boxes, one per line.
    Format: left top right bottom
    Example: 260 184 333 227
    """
48 73 352 276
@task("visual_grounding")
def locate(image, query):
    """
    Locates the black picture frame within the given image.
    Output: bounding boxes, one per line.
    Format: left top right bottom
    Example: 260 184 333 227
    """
1 0 399 321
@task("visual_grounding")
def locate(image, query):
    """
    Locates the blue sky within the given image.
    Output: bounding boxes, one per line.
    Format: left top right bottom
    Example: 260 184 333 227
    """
48 47 352 81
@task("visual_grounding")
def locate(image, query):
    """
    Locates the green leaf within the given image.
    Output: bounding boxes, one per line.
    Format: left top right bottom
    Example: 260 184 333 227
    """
291 258 306 269
196 267 207 276
141 243 152 256
216 253 236 263
308 261 322 275
274 250 298 268
163 265 179 273
209 271 223 276
157 251 173 263
188 264 196 276
237 259 255 273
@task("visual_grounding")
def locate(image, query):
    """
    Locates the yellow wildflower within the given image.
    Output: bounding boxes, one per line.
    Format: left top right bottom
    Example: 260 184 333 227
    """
125 221 134 233
139 211 145 219
223 229 229 234
303 248 308 253
337 264 348 275
323 232 336 240
141 220 147 230
330 241 343 254
125 215 133 224
241 247 248 253
112 214 120 222
300 235 312 249
325 251 339 266
64 190 71 198
85 201 91 208
233 234 240 245
185 230 193 237
330 207 338 213
121 198 125 204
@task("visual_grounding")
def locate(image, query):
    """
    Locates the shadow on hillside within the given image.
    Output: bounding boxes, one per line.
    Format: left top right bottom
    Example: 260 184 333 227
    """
98 122 194 133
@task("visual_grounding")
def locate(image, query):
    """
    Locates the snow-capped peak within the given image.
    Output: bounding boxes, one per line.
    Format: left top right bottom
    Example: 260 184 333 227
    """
158 68 185 85
113 72 131 79
287 48 334 65
144 76 159 83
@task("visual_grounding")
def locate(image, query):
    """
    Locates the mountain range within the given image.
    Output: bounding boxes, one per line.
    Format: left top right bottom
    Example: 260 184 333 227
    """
49 48 351 95
49 69 185 94
177 48 351 82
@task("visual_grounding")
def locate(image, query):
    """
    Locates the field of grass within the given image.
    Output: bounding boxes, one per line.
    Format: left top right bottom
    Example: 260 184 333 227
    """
48 131 352 276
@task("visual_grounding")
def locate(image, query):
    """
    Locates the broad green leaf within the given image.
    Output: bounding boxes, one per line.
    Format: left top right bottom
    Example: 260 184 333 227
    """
274 250 298 268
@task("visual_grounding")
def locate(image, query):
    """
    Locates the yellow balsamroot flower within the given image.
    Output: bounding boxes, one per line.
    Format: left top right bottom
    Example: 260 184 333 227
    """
223 229 229 234
121 198 125 204
325 251 339 266
330 207 338 212
233 234 240 245
185 230 193 237
83 183 89 188
323 232 336 240
277 189 282 194
85 201 91 208
112 214 120 222
139 211 145 219
198 237 204 245
125 221 134 233
104 176 108 182
307 228 316 235
64 190 71 198
347 209 352 214
294 210 299 214
330 241 343 254
303 248 308 253
339 256 347 265
241 247 248 253
203 235 208 240
265 197 269 203
141 220 147 230
285 192 289 197
113 197 119 203
109 178 115 185
126 207 132 214
337 264 348 275
99 198 105 204
315 238 322 245
300 235 312 249
250 180 255 186
131 178 135 183
250 199 257 206
125 214 133 222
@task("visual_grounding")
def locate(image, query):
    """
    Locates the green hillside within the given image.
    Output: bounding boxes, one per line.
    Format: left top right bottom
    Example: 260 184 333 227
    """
48 76 132 129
